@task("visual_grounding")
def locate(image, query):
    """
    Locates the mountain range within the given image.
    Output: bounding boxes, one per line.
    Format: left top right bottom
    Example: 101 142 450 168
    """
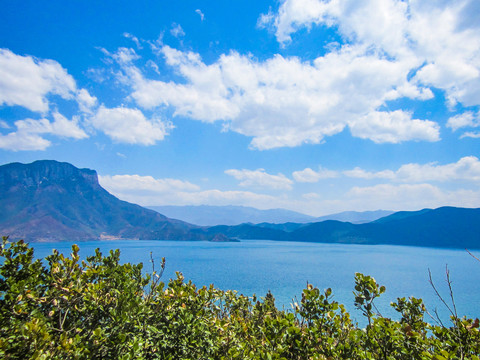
203 206 480 249
147 205 393 226
0 160 479 249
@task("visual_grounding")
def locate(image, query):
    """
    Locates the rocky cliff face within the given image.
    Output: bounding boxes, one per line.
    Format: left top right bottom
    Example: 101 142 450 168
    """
0 160 100 190
0 160 215 242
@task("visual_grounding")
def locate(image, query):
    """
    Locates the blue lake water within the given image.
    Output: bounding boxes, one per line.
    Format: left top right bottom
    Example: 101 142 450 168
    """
30 240 480 326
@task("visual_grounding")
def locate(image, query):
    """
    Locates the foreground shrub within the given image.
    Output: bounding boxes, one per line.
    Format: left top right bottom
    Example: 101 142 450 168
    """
0 237 478 359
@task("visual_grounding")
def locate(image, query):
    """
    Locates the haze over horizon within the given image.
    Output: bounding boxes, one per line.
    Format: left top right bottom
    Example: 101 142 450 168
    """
1 0 480 217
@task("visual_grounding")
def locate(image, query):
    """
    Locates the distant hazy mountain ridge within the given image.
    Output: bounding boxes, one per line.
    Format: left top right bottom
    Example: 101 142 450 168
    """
147 206 393 226
147 205 317 226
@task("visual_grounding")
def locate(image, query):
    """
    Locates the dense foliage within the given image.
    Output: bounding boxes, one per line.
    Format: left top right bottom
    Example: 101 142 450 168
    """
0 237 479 359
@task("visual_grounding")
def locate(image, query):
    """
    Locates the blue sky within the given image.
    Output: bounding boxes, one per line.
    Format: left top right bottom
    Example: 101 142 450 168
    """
1 0 479 216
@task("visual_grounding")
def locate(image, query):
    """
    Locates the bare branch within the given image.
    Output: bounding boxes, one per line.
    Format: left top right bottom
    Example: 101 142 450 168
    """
428 268 455 318
445 266 458 320
466 248 480 262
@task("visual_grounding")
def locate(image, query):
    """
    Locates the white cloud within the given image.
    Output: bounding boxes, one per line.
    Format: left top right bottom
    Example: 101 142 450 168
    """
410 1 480 107
461 131 480 139
120 44 437 149
77 88 98 113
349 110 440 144
384 82 434 102
146 60 160 74
342 156 480 183
123 32 143 49
104 47 140 66
0 48 76 113
225 168 293 190
447 111 480 131
394 156 480 183
99 173 285 209
343 167 395 180
292 167 338 182
99 174 200 194
170 23 185 38
97 159 480 216
175 189 282 208
0 132 51 151
0 112 87 151
292 156 480 185
16 113 86 139
261 0 480 110
302 192 321 200
90 106 173 145
119 0 479 149
13 113 87 140
48 112 88 139
260 0 411 53
258 0 333 44
195 9 205 21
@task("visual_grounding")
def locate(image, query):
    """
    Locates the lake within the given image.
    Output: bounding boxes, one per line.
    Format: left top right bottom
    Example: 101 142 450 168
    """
30 239 480 326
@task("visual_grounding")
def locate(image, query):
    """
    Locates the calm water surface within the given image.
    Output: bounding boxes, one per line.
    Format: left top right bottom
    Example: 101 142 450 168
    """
31 240 480 325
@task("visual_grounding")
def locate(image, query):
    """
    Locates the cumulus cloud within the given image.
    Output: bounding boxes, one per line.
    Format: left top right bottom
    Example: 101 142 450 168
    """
105 0 479 150
0 132 51 151
90 106 173 145
260 0 480 110
76 88 98 113
0 48 76 113
447 111 480 132
258 0 333 44
117 43 438 149
48 112 89 139
292 167 338 182
0 112 87 151
258 0 413 58
348 110 440 144
0 49 101 150
225 168 293 190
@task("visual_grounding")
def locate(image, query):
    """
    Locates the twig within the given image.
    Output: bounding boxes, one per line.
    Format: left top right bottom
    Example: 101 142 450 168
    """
150 252 155 273
425 307 444 327
428 268 455 319
445 265 458 320
466 248 480 262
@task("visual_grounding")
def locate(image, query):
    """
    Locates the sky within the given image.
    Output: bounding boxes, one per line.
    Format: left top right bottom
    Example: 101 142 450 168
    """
1 0 480 216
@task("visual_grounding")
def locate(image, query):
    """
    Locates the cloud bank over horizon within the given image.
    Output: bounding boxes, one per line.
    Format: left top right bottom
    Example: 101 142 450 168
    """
99 156 480 216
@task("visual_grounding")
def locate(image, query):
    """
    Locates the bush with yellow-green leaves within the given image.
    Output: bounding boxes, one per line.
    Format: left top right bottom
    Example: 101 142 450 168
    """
1 237 478 359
